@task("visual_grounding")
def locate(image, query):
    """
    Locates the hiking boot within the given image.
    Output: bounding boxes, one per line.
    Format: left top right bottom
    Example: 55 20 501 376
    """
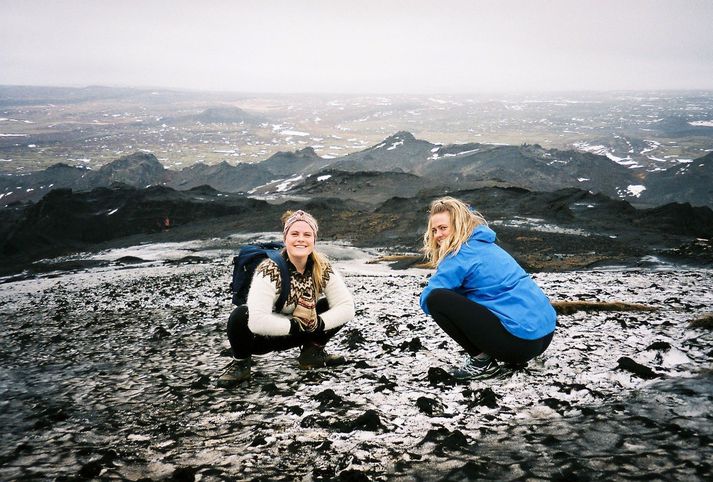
298 344 346 369
216 357 251 387
450 354 501 380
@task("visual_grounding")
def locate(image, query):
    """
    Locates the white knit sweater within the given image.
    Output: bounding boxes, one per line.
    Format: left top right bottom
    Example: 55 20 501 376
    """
246 257 355 337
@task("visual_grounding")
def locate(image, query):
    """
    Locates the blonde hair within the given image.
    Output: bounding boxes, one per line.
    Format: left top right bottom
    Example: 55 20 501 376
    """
281 210 330 296
422 196 488 267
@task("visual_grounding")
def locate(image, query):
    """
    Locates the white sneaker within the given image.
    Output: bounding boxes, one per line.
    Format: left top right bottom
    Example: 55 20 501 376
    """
450 354 501 380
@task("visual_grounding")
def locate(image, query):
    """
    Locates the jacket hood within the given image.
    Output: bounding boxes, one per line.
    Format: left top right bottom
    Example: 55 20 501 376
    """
469 225 496 243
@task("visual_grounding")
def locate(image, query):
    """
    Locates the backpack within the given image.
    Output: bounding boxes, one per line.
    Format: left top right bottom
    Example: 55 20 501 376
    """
230 242 290 311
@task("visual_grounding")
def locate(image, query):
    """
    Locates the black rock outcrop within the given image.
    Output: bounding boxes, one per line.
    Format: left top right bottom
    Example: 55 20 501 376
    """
639 152 713 207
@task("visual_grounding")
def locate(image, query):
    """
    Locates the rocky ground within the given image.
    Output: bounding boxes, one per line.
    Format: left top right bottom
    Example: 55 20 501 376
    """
0 242 713 480
0 240 712 481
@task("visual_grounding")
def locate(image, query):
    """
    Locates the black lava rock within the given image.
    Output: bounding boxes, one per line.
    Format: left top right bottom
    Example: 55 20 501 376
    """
427 367 456 386
416 396 444 416
617 357 661 379
315 388 343 410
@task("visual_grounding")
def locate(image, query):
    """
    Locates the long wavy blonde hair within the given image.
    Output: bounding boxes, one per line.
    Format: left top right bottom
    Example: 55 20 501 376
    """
281 210 330 296
422 196 488 267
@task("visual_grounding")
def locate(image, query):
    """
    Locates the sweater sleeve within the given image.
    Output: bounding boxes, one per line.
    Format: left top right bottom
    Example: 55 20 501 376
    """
419 253 469 315
246 259 292 336
319 266 355 331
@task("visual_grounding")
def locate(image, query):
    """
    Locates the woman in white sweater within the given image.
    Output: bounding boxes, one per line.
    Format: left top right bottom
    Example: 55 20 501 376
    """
218 209 355 386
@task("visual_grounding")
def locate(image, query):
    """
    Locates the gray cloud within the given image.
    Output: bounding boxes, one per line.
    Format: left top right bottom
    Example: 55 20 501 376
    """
1 0 712 93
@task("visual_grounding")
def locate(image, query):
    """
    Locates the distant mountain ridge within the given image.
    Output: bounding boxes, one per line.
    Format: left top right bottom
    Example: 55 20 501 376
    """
1 131 711 208
328 132 639 199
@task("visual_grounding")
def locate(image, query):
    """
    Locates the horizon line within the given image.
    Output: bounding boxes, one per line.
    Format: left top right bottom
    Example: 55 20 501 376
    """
3 83 713 97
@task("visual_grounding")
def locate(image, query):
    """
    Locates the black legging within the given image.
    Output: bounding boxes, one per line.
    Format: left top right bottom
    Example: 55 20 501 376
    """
425 288 554 364
227 298 343 359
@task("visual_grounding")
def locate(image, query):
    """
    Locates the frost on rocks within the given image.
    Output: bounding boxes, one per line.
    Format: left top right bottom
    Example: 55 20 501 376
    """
0 241 711 480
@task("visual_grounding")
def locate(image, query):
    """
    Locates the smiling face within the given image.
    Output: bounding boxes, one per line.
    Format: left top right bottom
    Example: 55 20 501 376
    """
430 212 452 247
284 220 315 262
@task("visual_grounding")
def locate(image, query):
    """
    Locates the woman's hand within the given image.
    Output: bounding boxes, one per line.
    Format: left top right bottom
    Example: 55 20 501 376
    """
292 295 317 329
290 315 325 334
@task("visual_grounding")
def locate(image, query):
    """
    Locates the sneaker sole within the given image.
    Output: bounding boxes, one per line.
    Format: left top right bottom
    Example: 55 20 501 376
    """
452 365 502 380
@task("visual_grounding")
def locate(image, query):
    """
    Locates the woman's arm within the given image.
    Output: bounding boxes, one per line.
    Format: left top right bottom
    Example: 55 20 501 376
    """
246 260 293 336
319 267 355 331
419 254 469 315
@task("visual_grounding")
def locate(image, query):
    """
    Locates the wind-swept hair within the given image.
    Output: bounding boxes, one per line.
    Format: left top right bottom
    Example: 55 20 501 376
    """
422 197 488 267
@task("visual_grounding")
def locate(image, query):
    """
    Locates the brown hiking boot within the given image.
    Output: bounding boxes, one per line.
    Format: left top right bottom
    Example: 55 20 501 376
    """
297 344 346 369
216 358 251 387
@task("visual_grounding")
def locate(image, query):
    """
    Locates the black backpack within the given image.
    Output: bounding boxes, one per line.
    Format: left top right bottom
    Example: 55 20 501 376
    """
230 242 290 311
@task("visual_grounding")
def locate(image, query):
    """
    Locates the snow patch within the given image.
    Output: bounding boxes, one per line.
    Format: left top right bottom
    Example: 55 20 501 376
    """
490 217 592 236
387 140 404 151
280 130 309 137
574 142 641 168
275 175 303 192
626 185 647 197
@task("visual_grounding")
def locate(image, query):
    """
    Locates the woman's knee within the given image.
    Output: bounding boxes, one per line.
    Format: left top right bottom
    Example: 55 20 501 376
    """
537 330 555 357
425 288 454 312
227 305 253 358
227 305 249 334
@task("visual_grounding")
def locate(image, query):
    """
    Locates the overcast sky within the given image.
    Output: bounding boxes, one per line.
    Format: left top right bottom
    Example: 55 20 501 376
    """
2 0 712 94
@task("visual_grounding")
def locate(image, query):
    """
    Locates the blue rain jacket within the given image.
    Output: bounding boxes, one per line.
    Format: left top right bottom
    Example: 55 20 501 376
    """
420 225 556 340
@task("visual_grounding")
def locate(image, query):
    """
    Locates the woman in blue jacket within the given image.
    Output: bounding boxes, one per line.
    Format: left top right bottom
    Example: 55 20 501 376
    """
420 197 556 379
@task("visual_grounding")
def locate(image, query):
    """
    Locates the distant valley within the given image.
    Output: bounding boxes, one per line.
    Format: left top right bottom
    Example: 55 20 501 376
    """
2 85 712 176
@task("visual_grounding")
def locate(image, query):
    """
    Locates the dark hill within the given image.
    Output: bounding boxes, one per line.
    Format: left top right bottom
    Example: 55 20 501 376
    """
192 106 267 124
0 163 91 203
0 152 167 204
281 169 517 204
0 185 275 268
329 131 436 173
168 161 273 193
638 152 713 207
91 152 167 188
259 147 331 177
284 169 436 204
0 185 362 274
635 201 713 239
423 143 637 199
161 106 268 125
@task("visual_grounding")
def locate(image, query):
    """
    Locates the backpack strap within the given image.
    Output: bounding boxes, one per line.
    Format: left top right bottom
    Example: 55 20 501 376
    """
265 249 290 312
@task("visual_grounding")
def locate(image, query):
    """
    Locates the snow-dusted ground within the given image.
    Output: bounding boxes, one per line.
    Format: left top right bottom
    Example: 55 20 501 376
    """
0 239 712 480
